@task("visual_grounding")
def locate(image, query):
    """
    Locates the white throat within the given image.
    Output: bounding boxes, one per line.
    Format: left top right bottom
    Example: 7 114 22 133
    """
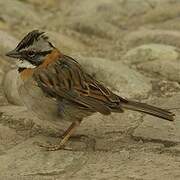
16 60 36 69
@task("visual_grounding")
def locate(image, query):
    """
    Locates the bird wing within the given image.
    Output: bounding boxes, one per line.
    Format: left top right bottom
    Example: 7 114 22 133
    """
33 55 127 115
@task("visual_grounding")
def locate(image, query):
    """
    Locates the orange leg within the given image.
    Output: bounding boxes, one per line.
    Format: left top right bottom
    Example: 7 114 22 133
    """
38 120 82 151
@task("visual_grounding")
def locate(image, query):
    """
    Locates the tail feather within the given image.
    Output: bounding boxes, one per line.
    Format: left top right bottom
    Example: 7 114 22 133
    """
121 100 175 121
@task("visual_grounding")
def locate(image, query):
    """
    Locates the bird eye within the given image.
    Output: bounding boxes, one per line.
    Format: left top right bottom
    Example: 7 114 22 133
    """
27 51 35 57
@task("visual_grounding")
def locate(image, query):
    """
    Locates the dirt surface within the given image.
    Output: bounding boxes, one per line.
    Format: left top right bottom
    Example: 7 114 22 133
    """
0 0 180 179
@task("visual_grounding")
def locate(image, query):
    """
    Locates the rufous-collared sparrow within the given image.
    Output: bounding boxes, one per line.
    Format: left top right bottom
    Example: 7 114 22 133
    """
6 30 175 151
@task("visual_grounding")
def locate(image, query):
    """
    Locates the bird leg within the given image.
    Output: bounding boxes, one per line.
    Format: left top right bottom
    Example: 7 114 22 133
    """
38 119 82 151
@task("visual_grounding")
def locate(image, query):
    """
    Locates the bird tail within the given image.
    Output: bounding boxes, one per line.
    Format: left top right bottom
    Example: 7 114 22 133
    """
121 100 175 121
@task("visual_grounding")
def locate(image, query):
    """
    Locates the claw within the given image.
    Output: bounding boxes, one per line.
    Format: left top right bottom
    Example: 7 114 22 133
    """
34 141 72 151
33 120 81 151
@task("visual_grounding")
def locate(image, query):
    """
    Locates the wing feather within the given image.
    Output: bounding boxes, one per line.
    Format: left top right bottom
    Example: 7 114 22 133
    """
33 55 126 115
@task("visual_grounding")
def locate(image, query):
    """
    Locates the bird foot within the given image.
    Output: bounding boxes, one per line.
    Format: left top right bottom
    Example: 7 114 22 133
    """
34 141 72 151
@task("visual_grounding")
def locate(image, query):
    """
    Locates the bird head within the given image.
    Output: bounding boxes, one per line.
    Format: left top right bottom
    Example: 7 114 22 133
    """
6 30 55 69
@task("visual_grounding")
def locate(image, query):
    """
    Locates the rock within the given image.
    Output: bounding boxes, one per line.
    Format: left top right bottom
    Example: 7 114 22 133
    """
66 150 180 180
124 29 180 49
0 100 141 153
167 144 180 154
0 68 3 84
0 136 86 177
133 93 180 144
0 125 24 153
27 0 57 8
50 0 152 39
123 44 178 65
47 31 85 53
0 19 9 30
139 2 180 25
78 110 141 152
0 31 18 79
76 56 151 98
3 69 23 106
151 80 180 97
0 30 18 54
0 0 41 27
56 0 180 40
0 105 68 136
123 44 180 82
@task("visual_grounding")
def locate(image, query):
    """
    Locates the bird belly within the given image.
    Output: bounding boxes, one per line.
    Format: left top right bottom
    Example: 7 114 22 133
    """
18 78 61 122
18 77 93 123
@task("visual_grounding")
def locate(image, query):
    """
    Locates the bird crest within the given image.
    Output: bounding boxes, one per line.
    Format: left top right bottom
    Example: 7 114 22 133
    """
15 30 48 51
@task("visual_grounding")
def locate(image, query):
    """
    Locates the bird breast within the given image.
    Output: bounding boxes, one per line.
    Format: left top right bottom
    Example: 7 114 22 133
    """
18 75 61 123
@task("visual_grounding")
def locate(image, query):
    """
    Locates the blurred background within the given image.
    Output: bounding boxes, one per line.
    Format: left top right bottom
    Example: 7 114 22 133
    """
0 0 180 179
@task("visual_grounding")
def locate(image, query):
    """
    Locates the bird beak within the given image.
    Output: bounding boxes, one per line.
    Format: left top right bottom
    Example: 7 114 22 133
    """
6 49 21 58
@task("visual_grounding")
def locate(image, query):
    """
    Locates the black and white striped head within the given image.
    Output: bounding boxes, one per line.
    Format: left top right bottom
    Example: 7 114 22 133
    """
6 30 54 69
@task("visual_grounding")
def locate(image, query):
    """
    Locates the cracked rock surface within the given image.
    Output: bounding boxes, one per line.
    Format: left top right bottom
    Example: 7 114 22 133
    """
0 0 180 179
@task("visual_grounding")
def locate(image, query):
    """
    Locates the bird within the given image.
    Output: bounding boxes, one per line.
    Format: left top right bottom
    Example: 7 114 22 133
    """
6 30 175 151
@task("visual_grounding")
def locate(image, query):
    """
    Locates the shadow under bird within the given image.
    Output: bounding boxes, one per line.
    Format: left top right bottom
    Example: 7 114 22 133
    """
6 30 175 151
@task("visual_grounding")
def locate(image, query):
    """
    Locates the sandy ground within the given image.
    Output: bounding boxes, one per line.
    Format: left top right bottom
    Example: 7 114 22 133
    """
0 0 180 179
